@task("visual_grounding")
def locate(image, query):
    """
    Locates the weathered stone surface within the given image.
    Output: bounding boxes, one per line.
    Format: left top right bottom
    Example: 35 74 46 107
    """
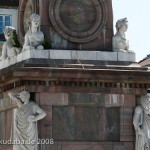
50 50 71 59
40 93 68 106
120 107 134 141
5 110 12 140
59 142 133 150
38 144 55 150
61 142 113 150
118 52 135 62
8 56 17 66
105 94 124 107
72 51 97 60
52 106 75 140
52 106 106 141
74 107 99 141
39 106 52 139
18 49 49 61
0 50 136 70
0 145 13 150
62 144 110 150
0 59 9 69
0 42 3 56
69 93 105 106
105 107 120 141
98 108 105 141
112 142 134 150
105 94 135 107
124 94 135 107
0 110 13 142
0 112 5 140
39 0 50 26
96 51 117 61
0 97 11 109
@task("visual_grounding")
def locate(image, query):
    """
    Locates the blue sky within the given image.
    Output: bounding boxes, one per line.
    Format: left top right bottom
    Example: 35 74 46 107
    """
112 0 150 62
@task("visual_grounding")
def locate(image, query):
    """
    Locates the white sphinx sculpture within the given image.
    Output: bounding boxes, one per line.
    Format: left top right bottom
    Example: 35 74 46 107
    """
133 95 150 150
23 13 44 51
8 91 46 150
0 26 20 60
112 18 130 52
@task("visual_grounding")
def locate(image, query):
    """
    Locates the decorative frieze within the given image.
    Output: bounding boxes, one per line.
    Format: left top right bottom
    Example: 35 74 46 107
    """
0 80 149 93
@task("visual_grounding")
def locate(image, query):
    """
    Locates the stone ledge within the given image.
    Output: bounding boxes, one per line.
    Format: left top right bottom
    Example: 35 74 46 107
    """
0 50 135 70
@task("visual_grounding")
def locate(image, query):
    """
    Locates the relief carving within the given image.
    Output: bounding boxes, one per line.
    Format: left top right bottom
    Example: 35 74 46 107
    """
23 13 44 51
49 0 107 43
133 95 150 150
0 26 21 60
112 18 133 52
8 91 46 150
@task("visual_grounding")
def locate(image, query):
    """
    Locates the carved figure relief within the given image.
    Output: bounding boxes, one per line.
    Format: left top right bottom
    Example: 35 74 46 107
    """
23 13 44 51
133 95 150 150
8 91 46 150
112 18 131 52
0 26 21 61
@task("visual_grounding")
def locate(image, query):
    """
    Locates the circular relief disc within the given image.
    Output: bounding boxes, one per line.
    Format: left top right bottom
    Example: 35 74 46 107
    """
49 0 107 43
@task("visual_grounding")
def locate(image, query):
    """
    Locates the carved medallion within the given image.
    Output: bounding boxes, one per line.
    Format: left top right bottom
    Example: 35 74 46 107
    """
49 0 107 43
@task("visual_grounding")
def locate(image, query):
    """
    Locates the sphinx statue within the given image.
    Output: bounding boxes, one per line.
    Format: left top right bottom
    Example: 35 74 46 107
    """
0 26 21 60
112 18 130 52
133 95 150 150
8 91 46 150
22 13 44 51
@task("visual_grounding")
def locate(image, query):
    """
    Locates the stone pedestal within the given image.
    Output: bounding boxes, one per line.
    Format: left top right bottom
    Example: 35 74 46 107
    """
0 0 147 150
0 50 135 70
0 60 149 150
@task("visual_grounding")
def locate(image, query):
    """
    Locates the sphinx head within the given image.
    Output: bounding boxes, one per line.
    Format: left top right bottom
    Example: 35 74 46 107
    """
116 18 128 33
4 26 15 40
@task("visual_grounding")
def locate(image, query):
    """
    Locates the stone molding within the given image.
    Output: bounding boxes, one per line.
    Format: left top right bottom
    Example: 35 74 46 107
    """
2 81 147 93
0 66 148 94
0 50 135 70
